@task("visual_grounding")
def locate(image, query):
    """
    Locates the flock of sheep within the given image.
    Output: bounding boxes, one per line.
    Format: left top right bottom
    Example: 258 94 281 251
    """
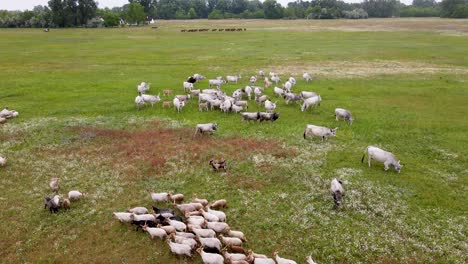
114 190 317 264
0 107 20 167
43 177 86 213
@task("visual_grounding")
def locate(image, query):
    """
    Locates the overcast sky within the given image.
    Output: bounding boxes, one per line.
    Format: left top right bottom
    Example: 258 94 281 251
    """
0 0 414 11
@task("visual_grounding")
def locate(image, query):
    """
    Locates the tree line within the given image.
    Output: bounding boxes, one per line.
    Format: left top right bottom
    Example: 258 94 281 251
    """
0 0 466 28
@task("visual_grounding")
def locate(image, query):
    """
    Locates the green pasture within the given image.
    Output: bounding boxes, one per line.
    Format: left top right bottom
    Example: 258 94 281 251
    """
0 19 467 263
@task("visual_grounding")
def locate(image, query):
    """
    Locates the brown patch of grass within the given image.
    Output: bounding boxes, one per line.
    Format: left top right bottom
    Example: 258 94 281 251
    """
64 122 294 179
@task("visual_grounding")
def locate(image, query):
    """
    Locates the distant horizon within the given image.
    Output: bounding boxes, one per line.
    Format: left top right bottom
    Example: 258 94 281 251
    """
0 0 416 11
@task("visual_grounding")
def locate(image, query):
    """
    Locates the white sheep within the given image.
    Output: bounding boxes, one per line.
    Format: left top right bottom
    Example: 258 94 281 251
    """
157 224 176 234
192 193 209 206
135 93 145 109
68 190 85 200
221 249 248 262
168 193 184 203
207 207 226 222
244 86 253 100
206 222 230 233
113 212 133 223
219 235 242 246
168 219 187 232
176 231 196 238
227 230 246 241
183 81 194 92
130 213 156 223
167 239 192 257
197 247 224 264
171 234 197 249
200 209 220 222
264 100 276 113
49 177 59 192
127 207 148 215
198 237 222 251
250 76 257 84
143 225 167 239
254 257 276 264
231 104 243 113
148 191 169 202
137 82 150 94
273 251 297 264
191 227 216 238
303 72 313 82
274 87 284 97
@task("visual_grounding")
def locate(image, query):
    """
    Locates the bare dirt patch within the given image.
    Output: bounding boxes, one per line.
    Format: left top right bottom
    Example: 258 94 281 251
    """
65 121 295 179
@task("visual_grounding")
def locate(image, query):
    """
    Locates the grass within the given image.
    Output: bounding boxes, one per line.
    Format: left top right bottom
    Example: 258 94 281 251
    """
0 18 467 263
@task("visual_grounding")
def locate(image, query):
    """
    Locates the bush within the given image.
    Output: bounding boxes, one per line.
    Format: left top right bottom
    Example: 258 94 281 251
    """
400 6 441 17
208 10 224 19
343 8 369 19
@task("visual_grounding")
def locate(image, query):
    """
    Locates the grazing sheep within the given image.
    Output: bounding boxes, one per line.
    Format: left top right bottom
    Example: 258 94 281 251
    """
193 194 209 206
143 225 167 239
221 248 248 262
113 212 133 223
303 125 337 141
176 231 196 239
271 75 280 84
306 255 317 264
163 89 173 96
186 214 206 227
49 177 59 192
195 123 218 136
303 72 313 82
219 235 242 246
137 82 150 94
167 239 192 257
362 146 402 173
254 87 263 101
157 224 176 235
127 207 148 215
198 237 222 251
259 70 265 78
191 226 217 238
173 97 186 113
170 233 197 249
330 178 344 207
241 112 260 122
142 94 161 107
283 81 292 93
209 79 225 89
148 191 169 202
162 101 172 108
173 203 198 214
273 251 297 264
44 197 60 213
206 206 226 222
62 198 70 210
200 209 220 222
264 77 272 88
253 257 276 264
168 193 184 203
130 213 156 223
227 230 246 242
209 159 227 172
300 91 318 99
206 222 230 233
210 199 227 209
68 190 85 200
197 247 224 264
335 108 353 124
0 108 19 119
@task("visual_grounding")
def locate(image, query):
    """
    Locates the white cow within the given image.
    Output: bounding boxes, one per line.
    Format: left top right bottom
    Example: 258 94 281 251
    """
264 100 276 113
303 125 337 141
362 146 401 173
335 108 353 124
274 87 285 97
209 79 225 89
173 97 185 113
283 81 292 93
183 81 194 92
135 93 145 109
301 95 321 112
330 178 344 206
226 74 241 84
142 94 161 107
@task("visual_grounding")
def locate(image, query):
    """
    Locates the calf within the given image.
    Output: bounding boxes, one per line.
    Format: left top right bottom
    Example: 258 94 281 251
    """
362 146 401 173
259 112 279 122
303 125 337 141
330 178 344 207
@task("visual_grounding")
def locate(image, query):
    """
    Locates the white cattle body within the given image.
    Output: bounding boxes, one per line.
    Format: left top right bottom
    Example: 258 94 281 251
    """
303 125 337 141
335 108 353 124
362 146 401 173
330 178 344 206
301 95 321 112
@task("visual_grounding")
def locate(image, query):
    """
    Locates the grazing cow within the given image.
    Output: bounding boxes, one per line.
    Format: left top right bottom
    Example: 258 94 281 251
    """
195 123 218 135
335 108 353 124
362 146 401 173
259 112 279 122
241 112 260 122
330 178 344 207
303 125 337 141
303 72 313 82
226 74 241 84
284 92 302 105
300 91 318 99
301 95 321 112
183 82 194 92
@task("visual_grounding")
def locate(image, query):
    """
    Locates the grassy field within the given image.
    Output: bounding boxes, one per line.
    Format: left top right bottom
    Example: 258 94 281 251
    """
0 18 467 263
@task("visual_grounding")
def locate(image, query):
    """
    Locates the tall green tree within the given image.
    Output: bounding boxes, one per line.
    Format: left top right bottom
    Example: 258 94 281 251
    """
440 0 468 17
263 0 284 18
64 0 78 26
126 2 146 24
48 0 65 27
78 0 97 25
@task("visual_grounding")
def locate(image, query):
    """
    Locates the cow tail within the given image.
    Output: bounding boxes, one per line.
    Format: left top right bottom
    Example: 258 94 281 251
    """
361 152 366 163
303 130 307 139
